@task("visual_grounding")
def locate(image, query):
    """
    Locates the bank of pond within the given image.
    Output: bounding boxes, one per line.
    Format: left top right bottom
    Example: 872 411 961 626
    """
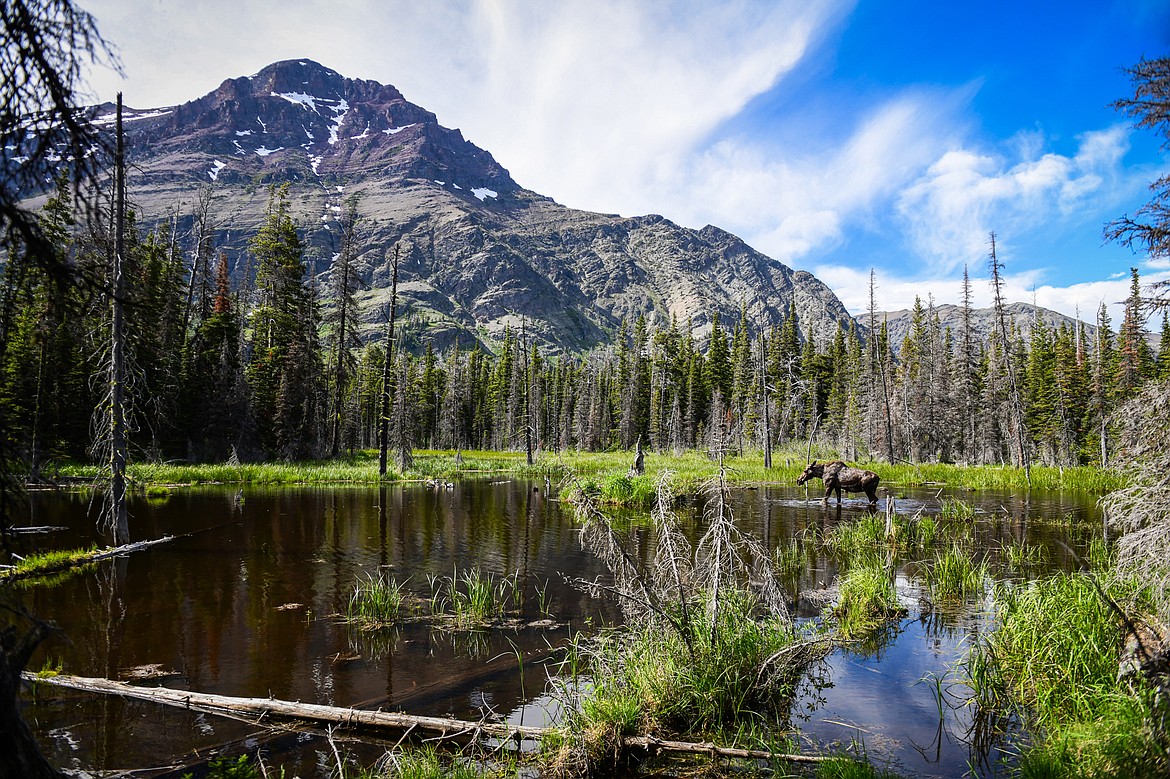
5 460 1165 778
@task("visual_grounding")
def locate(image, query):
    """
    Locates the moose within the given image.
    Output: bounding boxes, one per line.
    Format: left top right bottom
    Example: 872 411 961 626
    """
797 460 880 505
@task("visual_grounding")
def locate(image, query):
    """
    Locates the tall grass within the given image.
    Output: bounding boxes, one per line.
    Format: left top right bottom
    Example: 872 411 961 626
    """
833 564 903 639
924 544 987 602
968 572 1168 777
428 567 518 628
567 590 827 752
346 573 408 628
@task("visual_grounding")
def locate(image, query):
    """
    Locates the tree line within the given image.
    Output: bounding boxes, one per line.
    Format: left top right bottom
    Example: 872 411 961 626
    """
2 182 1168 473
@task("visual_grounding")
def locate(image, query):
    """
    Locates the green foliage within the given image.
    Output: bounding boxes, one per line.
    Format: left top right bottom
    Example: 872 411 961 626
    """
1 544 99 582
346 573 408 628
815 757 905 779
374 748 485 779
575 590 815 739
924 543 987 601
833 564 903 639
182 755 259 779
968 572 1169 777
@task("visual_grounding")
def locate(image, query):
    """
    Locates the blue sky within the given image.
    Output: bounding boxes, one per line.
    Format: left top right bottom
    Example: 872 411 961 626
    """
81 0 1170 323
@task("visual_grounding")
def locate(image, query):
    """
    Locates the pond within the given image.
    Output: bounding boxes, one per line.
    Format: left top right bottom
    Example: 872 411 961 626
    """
9 479 1104 777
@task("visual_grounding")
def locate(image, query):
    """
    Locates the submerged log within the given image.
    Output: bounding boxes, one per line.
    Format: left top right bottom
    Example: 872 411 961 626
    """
26 674 829 764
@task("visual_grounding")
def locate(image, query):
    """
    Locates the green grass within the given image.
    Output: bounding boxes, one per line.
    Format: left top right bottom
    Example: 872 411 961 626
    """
924 543 988 602
1 544 99 582
428 567 518 628
49 447 1119 494
371 748 487 779
833 564 903 639
561 588 828 768
967 572 1169 777
816 757 906 779
346 573 409 628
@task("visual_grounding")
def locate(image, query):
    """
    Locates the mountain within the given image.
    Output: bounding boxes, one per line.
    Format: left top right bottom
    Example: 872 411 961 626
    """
104 59 853 352
875 301 1101 354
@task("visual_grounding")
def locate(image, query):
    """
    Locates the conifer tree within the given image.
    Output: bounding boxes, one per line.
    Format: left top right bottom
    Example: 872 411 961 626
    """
245 185 320 459
1114 267 1155 399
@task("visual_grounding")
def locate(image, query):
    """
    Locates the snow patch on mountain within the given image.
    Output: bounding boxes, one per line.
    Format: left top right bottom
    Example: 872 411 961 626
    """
208 160 226 181
472 187 498 201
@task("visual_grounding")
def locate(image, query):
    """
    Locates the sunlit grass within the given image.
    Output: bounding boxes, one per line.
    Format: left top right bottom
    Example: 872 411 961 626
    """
51 446 1119 495
346 573 409 628
924 543 987 602
1 545 99 582
833 564 903 639
967 572 1168 777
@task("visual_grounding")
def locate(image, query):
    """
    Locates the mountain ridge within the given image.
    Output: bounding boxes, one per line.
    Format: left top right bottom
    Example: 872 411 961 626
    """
99 58 855 353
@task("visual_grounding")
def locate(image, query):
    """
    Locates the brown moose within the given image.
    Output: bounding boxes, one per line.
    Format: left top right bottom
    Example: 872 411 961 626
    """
797 460 880 505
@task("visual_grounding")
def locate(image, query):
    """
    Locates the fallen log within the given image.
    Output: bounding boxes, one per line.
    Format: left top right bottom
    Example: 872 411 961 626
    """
24 673 547 743
26 674 830 764
624 734 827 763
1 536 176 583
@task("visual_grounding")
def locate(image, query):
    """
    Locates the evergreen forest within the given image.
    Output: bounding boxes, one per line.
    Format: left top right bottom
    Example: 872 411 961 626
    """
3 181 1168 474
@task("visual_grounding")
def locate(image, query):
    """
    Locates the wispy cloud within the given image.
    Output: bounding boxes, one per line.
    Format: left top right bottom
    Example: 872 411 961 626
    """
894 126 1141 275
815 261 1170 328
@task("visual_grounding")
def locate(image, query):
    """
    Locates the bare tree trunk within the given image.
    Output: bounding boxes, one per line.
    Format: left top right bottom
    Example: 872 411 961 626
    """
989 233 1031 486
760 332 772 469
109 94 129 545
377 245 399 477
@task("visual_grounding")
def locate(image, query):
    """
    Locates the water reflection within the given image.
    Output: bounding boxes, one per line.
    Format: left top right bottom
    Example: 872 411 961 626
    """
14 480 1101 777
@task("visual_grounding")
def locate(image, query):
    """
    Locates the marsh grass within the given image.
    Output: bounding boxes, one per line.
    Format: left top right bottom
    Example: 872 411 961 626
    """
346 573 409 628
822 512 946 565
968 572 1169 777
925 544 988 602
51 447 1118 500
570 590 828 749
570 472 659 508
373 748 488 779
939 498 978 520
1 544 99 582
833 564 904 639
429 567 519 628
815 756 904 779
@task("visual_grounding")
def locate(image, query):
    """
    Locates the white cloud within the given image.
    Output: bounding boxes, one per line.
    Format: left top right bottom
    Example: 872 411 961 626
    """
895 126 1141 275
815 262 1170 329
645 89 966 260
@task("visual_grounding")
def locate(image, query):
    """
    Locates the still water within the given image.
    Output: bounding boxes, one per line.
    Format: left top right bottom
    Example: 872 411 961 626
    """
10 479 1102 777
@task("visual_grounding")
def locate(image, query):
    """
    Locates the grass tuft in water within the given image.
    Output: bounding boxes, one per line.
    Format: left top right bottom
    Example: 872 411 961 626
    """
428 567 518 628
346 573 408 628
925 543 987 602
833 564 903 639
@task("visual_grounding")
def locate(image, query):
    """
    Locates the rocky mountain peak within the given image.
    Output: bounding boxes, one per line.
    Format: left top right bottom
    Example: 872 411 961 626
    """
101 60 855 354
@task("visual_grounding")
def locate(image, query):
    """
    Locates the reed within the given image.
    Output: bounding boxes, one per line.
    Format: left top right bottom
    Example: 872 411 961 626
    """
833 564 903 639
428 567 518 628
924 544 987 602
967 572 1168 777
346 573 408 628
368 747 486 779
